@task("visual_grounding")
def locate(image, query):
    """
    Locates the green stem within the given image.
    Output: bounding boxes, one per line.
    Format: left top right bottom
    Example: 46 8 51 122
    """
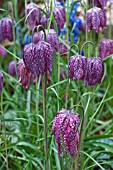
109 4 112 39
42 73 49 170
65 78 69 109
36 76 41 139
1 93 9 170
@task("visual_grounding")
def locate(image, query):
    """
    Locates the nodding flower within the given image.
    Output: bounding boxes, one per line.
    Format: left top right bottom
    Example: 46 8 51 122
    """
84 57 104 87
17 61 31 89
23 41 53 77
51 108 80 157
68 55 87 81
0 72 4 94
99 39 113 60
0 17 13 42
25 2 40 29
52 6 66 30
86 7 106 32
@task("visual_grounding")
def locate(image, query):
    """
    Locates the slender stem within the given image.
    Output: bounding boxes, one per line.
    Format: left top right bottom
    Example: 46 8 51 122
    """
36 76 41 138
57 51 60 111
65 0 69 109
42 73 49 170
80 41 96 57
69 104 84 170
1 93 9 170
109 4 112 39
65 78 69 109
32 25 47 41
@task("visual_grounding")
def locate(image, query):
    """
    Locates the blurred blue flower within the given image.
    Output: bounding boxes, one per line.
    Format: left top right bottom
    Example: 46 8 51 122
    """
24 34 32 45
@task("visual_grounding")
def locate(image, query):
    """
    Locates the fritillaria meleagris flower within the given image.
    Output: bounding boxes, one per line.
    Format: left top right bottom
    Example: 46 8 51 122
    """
25 2 40 29
88 0 106 9
86 7 106 32
34 29 59 52
68 55 87 81
53 6 66 30
0 45 7 57
8 61 16 76
60 69 66 80
23 41 53 77
17 61 31 89
51 108 80 157
99 39 113 60
0 17 13 42
0 72 4 94
84 57 104 87
22 43 38 76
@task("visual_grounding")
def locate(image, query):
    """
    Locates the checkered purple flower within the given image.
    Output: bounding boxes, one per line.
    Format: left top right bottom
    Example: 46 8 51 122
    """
17 61 31 89
0 17 13 42
53 6 66 30
68 55 87 81
23 41 53 77
99 39 113 60
0 72 4 94
51 108 80 157
25 2 40 29
86 7 106 32
84 57 104 87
